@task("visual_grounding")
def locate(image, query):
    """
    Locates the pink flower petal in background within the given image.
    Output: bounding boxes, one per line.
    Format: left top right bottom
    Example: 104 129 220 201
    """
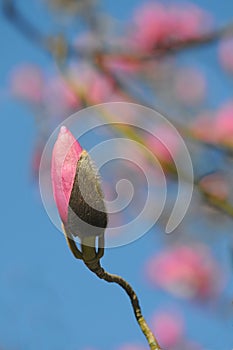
105 56 141 74
132 2 211 52
145 125 180 163
133 3 170 50
44 76 80 115
169 5 212 41
151 311 184 348
199 173 229 201
213 101 233 144
191 112 216 143
219 38 233 73
9 64 44 103
74 33 141 74
90 72 113 104
117 344 146 350
145 244 224 300
69 63 115 104
51 126 83 223
173 68 206 106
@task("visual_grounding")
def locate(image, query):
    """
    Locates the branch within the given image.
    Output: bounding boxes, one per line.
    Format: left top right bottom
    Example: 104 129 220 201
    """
2 0 74 60
56 64 233 222
3 0 233 61
5 0 233 220
62 228 161 350
87 260 161 350
99 22 233 62
151 23 233 57
2 0 48 51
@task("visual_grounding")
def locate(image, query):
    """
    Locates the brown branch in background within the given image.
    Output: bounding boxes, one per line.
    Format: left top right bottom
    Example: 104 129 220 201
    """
102 22 233 62
2 0 76 60
151 23 233 57
197 182 233 218
57 62 233 221
4 0 233 219
2 0 48 51
3 0 233 61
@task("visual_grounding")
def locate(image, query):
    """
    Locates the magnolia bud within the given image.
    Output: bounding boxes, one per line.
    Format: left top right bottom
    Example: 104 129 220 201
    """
51 126 107 239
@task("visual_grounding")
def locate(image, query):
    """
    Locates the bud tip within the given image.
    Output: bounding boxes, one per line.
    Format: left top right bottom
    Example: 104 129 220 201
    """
60 125 67 134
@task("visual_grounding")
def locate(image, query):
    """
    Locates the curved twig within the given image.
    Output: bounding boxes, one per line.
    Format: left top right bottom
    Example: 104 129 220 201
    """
63 227 161 350
86 259 161 350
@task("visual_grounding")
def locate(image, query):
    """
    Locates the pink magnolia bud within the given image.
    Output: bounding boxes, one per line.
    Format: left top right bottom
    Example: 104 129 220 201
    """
51 126 107 238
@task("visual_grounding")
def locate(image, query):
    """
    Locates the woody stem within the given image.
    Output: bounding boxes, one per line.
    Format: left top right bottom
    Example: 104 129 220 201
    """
83 252 161 350
64 231 161 350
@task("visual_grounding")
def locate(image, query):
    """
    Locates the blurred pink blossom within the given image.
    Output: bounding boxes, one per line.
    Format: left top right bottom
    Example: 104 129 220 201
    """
145 125 180 163
117 344 146 350
145 244 224 300
191 102 233 145
10 64 44 103
173 68 206 105
218 38 233 73
191 112 216 143
69 63 115 104
151 311 184 348
105 56 141 74
132 2 211 51
168 5 211 41
74 31 141 74
199 173 229 201
133 3 175 51
44 76 80 114
213 101 233 145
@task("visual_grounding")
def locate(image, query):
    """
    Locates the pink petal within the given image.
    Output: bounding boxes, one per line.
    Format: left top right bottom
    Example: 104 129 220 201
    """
10 64 44 103
173 68 206 105
117 345 146 350
151 311 184 348
214 101 233 143
219 38 233 73
51 126 83 223
145 244 224 299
